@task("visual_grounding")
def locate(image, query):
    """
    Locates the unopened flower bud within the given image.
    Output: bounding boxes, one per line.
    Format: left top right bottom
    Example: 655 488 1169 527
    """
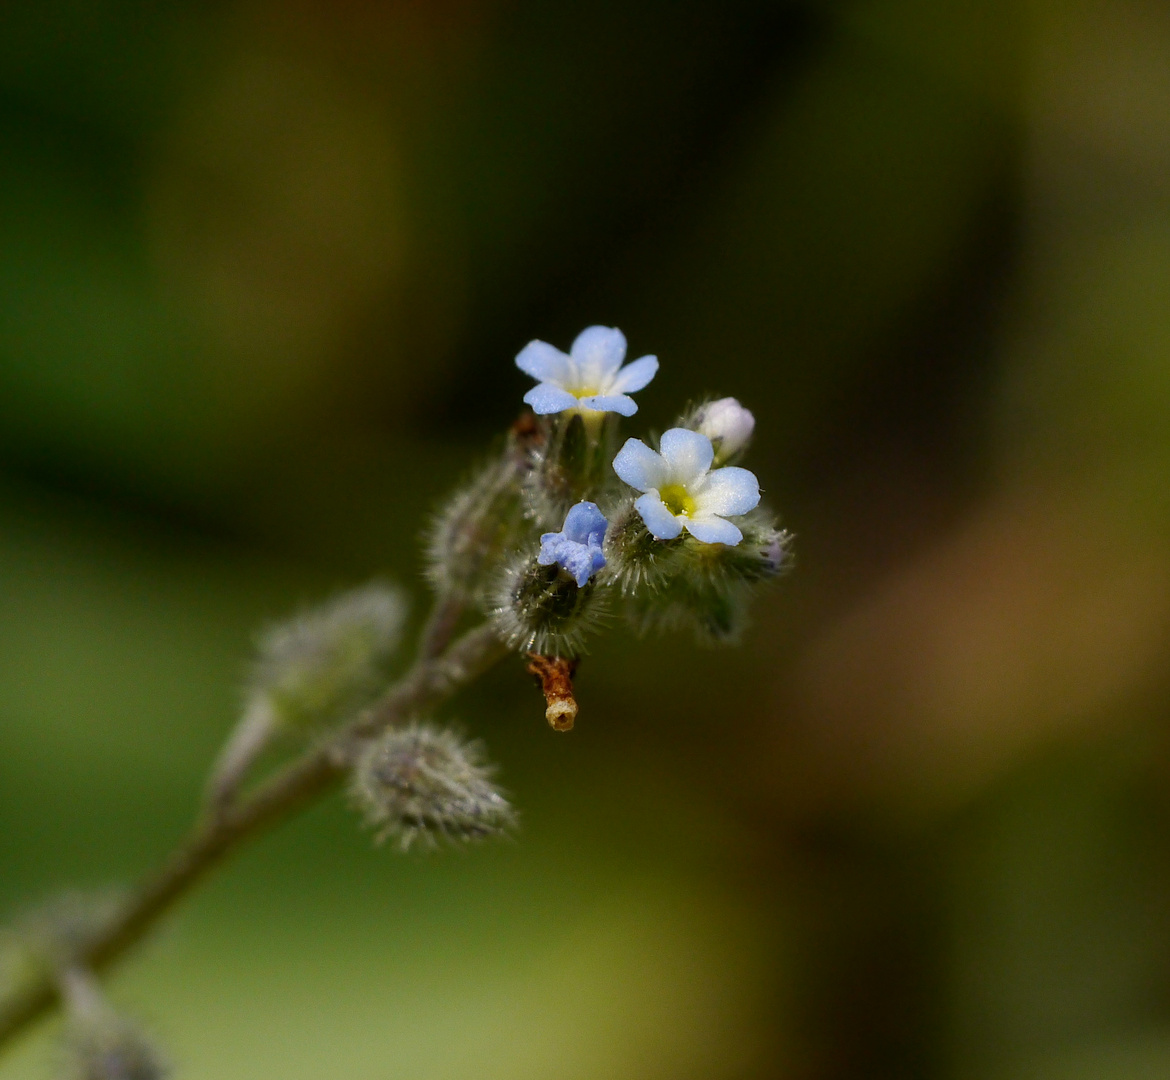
1 890 124 985
490 554 604 655
722 516 791 583
760 529 789 577
64 1019 168 1080
350 724 515 850
622 511 790 644
524 411 617 528
59 968 168 1080
693 397 755 462
247 583 406 733
426 446 529 601
602 500 686 594
624 572 750 644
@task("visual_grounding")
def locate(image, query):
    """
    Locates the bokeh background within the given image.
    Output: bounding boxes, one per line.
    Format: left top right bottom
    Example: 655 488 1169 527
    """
3 0 1170 1077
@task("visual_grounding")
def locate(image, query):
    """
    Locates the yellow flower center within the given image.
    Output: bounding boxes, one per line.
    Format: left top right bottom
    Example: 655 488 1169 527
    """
659 483 695 517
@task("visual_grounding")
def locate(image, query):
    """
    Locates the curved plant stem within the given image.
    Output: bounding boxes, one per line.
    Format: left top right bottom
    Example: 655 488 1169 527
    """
0 622 509 1055
202 700 276 814
418 592 466 661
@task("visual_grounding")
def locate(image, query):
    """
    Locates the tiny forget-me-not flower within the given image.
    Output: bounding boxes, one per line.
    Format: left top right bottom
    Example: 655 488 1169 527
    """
613 428 760 545
537 501 609 586
516 326 658 416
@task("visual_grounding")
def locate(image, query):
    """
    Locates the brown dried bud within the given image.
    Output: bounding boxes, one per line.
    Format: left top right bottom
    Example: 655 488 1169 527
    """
525 653 579 731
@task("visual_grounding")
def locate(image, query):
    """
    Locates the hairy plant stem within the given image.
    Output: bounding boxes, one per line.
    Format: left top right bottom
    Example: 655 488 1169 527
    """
418 592 466 661
0 621 508 1055
202 699 276 813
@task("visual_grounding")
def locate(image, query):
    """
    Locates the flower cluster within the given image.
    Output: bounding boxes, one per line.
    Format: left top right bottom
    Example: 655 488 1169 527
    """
213 331 786 842
493 325 787 654
216 324 785 861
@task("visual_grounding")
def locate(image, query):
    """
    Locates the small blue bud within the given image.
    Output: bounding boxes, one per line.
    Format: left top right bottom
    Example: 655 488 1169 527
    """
537 501 608 587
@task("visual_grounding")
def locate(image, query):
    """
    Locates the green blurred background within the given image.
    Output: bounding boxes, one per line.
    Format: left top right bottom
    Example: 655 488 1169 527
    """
3 0 1170 1077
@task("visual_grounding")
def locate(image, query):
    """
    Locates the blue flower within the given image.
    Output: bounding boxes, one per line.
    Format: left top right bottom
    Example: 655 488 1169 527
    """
516 326 658 416
612 428 760 545
537 501 609 586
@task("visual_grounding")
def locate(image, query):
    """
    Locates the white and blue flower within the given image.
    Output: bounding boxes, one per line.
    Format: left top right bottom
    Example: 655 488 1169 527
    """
537 501 609 586
516 326 658 416
612 428 760 546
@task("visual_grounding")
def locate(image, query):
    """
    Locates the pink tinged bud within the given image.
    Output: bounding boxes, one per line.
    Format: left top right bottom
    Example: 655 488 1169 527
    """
696 398 755 460
762 533 787 575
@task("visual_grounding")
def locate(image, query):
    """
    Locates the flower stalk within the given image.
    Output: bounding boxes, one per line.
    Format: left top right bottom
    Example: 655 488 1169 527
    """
0 621 508 1054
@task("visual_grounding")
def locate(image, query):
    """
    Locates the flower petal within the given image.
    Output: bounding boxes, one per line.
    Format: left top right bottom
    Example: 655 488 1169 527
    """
608 354 658 394
613 438 669 491
693 466 760 517
538 530 563 555
572 546 607 587
658 428 714 484
579 393 638 416
635 493 683 540
570 325 627 383
562 501 608 546
685 515 743 546
524 383 580 414
516 340 572 384
562 546 594 587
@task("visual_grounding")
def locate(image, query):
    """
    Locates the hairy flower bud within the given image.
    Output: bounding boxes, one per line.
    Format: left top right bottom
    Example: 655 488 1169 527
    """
624 573 750 644
58 967 168 1080
524 411 618 529
1 891 124 988
715 513 791 583
602 499 687 594
622 511 790 644
64 1016 168 1080
426 435 531 601
246 582 406 733
0 898 156 1079
691 397 755 463
489 554 605 654
350 724 515 850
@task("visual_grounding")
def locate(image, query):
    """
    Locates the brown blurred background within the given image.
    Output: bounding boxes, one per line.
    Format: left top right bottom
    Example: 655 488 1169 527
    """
3 1 1170 1077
